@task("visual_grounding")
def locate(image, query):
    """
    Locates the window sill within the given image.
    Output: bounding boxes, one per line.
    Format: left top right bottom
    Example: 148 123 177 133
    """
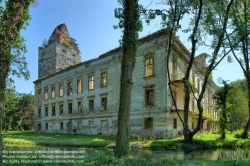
143 75 155 80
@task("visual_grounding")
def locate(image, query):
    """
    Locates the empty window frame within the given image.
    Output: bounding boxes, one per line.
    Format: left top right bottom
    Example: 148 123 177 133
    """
77 78 82 93
173 118 177 129
145 89 154 105
101 97 107 111
101 71 107 87
60 104 63 115
68 103 72 114
88 75 94 90
38 124 41 130
45 107 48 117
52 106 55 116
145 57 154 77
78 101 82 112
67 81 72 96
89 99 94 112
51 86 55 99
44 88 48 100
38 108 41 117
144 117 153 129
59 84 63 97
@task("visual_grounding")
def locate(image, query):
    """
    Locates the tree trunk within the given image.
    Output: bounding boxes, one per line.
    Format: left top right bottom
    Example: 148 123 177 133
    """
242 78 250 138
114 0 139 158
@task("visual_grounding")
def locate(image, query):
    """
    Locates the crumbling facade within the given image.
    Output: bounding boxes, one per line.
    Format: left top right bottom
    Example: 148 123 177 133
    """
34 24 218 138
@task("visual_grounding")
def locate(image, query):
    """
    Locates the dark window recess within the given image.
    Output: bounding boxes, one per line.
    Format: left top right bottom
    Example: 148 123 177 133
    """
145 89 154 105
45 107 48 117
38 124 41 130
68 103 72 114
60 104 63 114
173 118 177 129
89 99 94 112
144 117 153 129
45 123 48 130
38 108 41 117
78 101 82 112
60 122 63 129
52 106 55 116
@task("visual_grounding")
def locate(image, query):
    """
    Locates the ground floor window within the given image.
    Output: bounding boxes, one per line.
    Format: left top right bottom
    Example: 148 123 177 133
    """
38 124 41 130
68 103 72 114
60 122 63 129
144 117 153 129
89 99 94 112
60 104 63 114
78 101 82 112
52 106 55 116
101 97 107 111
45 123 48 130
173 118 177 129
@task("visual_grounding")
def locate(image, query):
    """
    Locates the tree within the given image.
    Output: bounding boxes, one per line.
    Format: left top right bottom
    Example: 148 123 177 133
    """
213 79 231 139
114 0 142 157
143 0 236 142
225 0 250 138
0 0 33 155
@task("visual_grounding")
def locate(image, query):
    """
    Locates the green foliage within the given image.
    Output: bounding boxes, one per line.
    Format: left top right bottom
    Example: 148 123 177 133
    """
62 41 71 49
234 129 249 139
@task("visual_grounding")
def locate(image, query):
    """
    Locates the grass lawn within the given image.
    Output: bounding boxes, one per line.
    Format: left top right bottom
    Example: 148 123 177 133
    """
2 131 250 149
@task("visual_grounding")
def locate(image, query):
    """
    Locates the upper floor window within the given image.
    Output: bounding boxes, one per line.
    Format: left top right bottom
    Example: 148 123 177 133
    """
59 84 63 97
77 79 82 93
89 99 94 112
52 106 55 116
44 88 48 100
67 81 72 96
60 104 63 115
51 86 55 99
145 85 154 106
38 108 41 117
145 57 153 77
78 101 82 112
101 71 107 87
38 90 41 102
45 107 48 117
68 103 72 114
88 75 94 90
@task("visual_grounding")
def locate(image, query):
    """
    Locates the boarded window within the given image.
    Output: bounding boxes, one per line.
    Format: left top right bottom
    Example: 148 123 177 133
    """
67 81 72 96
52 106 55 116
101 72 107 87
173 118 177 129
59 84 63 97
101 97 107 111
145 89 154 105
78 101 82 112
44 89 48 100
60 104 63 114
68 103 72 114
77 79 82 93
45 107 48 117
89 99 94 112
88 75 94 90
144 117 153 129
145 58 153 77
51 87 55 99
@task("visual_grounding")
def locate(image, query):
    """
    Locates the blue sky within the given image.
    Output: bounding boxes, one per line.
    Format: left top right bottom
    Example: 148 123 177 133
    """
12 0 244 94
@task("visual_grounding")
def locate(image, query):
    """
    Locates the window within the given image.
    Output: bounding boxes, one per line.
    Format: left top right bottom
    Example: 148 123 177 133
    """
88 75 94 90
78 101 82 112
89 99 94 112
77 79 82 93
68 103 72 114
173 118 177 129
45 123 48 130
38 124 41 130
101 71 107 87
38 90 41 102
45 107 48 117
144 117 153 129
60 104 63 114
51 86 55 99
145 89 154 105
38 108 41 117
145 57 153 77
59 84 63 97
52 106 55 116
67 81 72 96
60 122 63 129
101 97 107 111
44 88 48 100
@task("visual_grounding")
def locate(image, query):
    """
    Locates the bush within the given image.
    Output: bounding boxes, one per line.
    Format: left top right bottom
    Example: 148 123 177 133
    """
234 129 245 138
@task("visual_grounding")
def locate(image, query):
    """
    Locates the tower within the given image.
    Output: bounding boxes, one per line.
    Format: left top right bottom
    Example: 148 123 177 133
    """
38 23 81 78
